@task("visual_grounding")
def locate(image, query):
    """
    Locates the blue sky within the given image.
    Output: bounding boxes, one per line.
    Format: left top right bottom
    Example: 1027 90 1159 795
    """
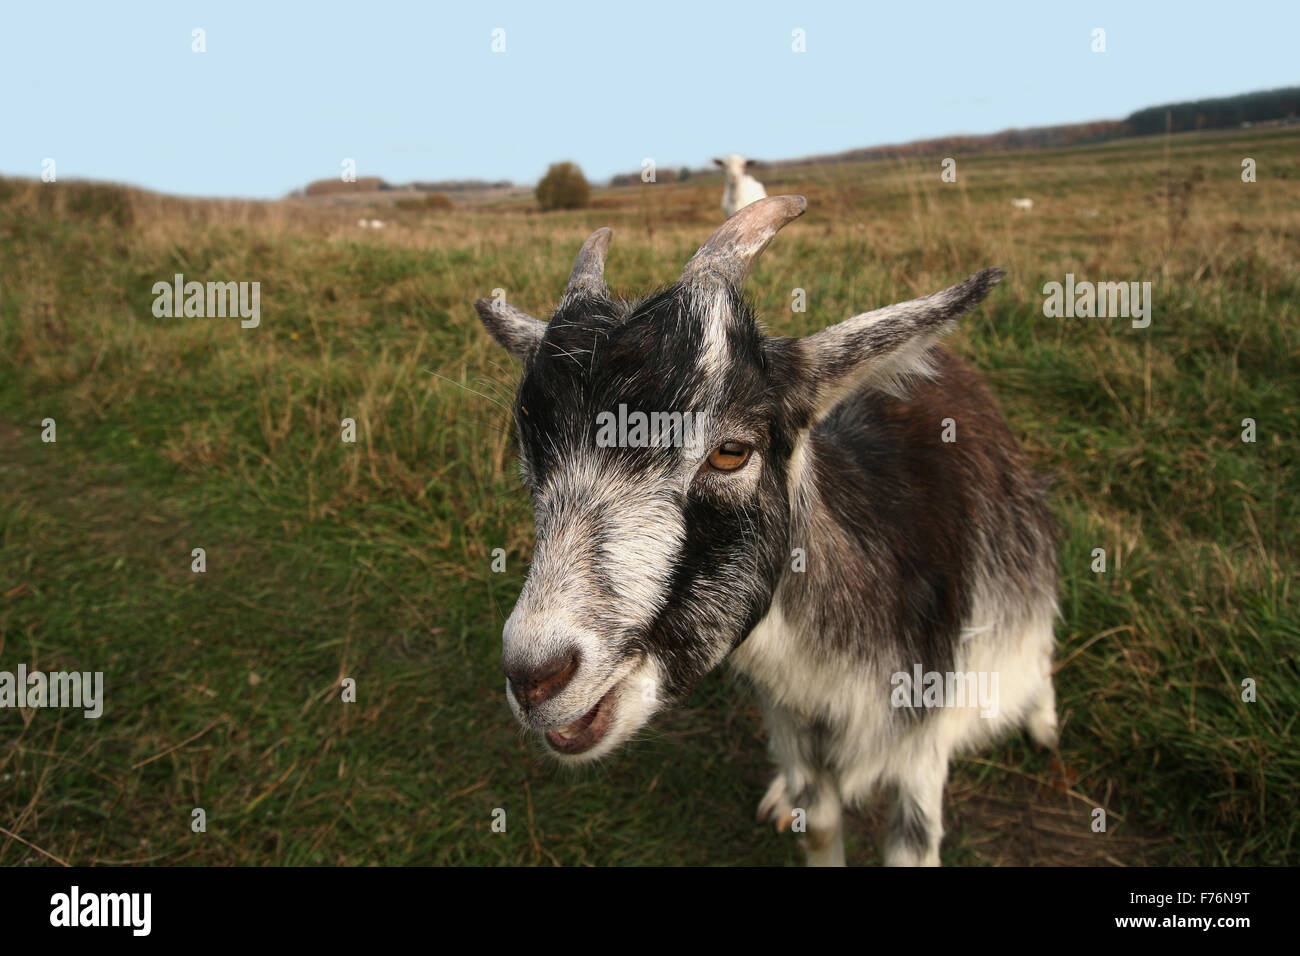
3 1 1295 198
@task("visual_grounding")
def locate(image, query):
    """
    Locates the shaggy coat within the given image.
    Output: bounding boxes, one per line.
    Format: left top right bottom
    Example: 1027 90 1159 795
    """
475 197 1058 865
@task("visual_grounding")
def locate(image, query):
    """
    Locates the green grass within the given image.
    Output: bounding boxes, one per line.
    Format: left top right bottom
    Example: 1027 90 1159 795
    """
1 126 1297 865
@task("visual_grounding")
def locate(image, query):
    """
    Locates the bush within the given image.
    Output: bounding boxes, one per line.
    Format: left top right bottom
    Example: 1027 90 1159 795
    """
535 162 590 211
303 176 388 196
396 192 454 212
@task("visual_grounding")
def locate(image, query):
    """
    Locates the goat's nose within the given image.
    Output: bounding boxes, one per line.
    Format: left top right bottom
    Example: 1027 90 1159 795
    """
505 651 580 709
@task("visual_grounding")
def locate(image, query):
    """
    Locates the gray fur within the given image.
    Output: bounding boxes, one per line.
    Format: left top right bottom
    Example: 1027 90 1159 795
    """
475 196 1059 866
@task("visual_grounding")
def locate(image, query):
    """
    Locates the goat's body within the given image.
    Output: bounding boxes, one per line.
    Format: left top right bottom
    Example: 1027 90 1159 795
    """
723 175 768 218
477 196 1056 866
730 348 1058 865
716 155 767 218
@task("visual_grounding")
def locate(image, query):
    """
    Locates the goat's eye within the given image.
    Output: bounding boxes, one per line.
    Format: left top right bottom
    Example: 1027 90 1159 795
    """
707 441 751 472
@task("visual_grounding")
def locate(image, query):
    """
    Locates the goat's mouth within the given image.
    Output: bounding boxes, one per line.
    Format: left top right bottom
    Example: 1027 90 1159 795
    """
544 685 617 755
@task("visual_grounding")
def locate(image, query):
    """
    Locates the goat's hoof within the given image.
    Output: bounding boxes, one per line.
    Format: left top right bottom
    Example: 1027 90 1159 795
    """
1027 712 1059 750
758 774 795 831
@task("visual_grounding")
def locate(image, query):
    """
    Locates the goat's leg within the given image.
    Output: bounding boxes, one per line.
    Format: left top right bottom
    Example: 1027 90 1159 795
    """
1027 676 1059 748
801 774 845 867
756 697 846 865
884 755 948 866
758 769 845 866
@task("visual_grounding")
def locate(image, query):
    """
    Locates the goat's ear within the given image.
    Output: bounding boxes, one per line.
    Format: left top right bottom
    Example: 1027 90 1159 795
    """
474 297 546 363
712 158 724 167
790 268 1005 425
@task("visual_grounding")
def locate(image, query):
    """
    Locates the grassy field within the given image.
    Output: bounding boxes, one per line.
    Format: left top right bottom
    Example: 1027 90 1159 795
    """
1 126 1297 866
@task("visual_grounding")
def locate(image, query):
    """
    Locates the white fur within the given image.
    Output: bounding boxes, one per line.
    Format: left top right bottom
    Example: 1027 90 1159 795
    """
732 438 1058 867
716 154 768 218
502 454 684 757
734 587 1056 865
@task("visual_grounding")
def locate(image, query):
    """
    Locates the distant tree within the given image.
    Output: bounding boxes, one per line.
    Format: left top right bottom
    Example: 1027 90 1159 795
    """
303 176 387 196
535 162 590 211
679 167 690 181
1126 86 1300 136
395 192 454 212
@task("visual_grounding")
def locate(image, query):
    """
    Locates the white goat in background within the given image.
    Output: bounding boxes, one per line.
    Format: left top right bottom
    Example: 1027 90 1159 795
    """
714 154 767 218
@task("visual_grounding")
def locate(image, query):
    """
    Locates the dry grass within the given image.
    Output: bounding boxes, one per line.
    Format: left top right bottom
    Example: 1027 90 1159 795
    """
0 125 1296 865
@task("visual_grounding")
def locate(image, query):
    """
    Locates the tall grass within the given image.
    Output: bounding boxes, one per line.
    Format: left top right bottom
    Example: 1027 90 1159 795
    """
0 126 1296 865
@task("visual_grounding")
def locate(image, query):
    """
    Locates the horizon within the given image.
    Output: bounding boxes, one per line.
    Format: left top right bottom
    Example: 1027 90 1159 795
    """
3 0 1297 200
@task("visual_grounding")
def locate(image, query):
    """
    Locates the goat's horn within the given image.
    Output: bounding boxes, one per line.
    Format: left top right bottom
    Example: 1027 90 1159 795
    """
681 195 807 288
566 227 613 298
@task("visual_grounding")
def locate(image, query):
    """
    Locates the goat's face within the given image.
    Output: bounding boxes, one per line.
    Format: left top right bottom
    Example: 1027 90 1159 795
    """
493 283 794 761
713 153 752 181
475 197 1004 761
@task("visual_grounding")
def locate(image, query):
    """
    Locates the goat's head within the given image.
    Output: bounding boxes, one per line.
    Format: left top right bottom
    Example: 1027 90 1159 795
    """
474 196 1004 761
713 154 755 181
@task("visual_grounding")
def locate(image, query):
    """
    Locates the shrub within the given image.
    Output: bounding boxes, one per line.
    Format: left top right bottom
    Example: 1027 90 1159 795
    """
535 162 590 211
303 176 388 197
396 192 454 212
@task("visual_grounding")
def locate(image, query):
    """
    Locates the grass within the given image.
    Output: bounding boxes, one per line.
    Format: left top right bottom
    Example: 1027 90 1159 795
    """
0 125 1297 866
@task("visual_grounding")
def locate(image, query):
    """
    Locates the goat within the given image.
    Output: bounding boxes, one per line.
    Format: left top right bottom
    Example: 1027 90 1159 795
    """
714 154 767 218
473 196 1059 866
1010 198 1034 211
